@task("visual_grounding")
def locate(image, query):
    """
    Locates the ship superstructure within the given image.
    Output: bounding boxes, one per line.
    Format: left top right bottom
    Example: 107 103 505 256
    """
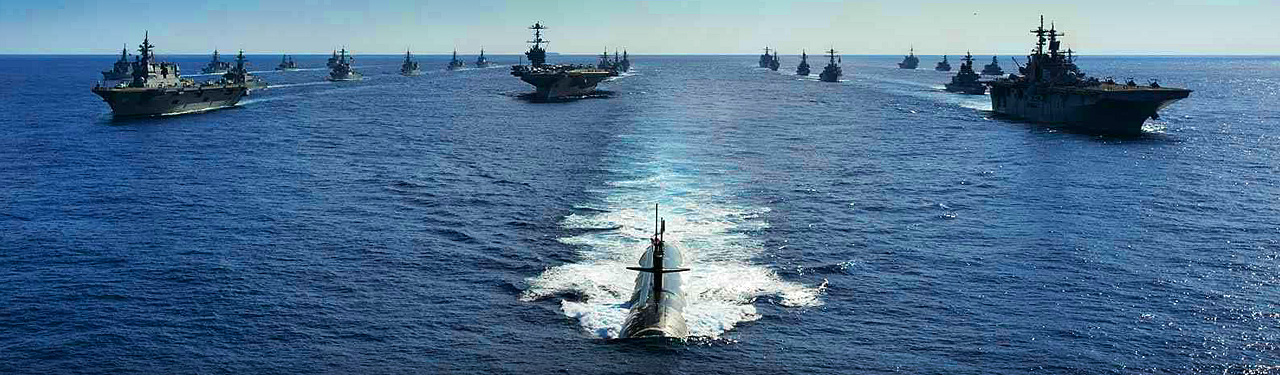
200 50 232 74
935 55 951 71
981 56 1005 76
276 54 299 71
327 48 362 81
100 45 133 85
819 48 842 82
944 52 985 95
796 50 811 76
475 48 491 68
509 23 613 101
222 50 268 92
898 47 919 69
768 51 780 71
985 16 1192 134
448 49 465 70
758 47 772 68
326 50 340 69
91 32 248 116
401 49 422 76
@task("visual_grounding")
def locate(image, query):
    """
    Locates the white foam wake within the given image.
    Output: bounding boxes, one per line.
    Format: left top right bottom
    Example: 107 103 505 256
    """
522 162 824 339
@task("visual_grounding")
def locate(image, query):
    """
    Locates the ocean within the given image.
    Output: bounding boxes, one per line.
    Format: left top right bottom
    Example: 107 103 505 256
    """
0 53 1276 374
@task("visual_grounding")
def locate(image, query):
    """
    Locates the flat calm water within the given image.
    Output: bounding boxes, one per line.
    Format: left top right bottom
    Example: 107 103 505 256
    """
1 54 1277 374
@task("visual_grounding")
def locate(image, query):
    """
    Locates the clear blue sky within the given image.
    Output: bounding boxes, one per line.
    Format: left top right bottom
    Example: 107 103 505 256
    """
3 0 1277 55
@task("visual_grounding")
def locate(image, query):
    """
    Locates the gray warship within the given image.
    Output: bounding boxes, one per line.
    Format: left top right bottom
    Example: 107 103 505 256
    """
898 47 919 69
620 205 690 339
935 55 951 71
768 51 780 71
474 48 491 68
597 49 619 74
986 17 1192 134
200 50 232 74
447 50 465 70
223 50 268 92
326 50 340 69
981 56 1004 75
819 48 842 82
618 50 631 72
101 45 133 85
327 48 362 81
509 23 614 101
276 54 299 71
944 52 985 95
400 50 422 76
758 47 772 68
796 50 811 76
91 33 248 116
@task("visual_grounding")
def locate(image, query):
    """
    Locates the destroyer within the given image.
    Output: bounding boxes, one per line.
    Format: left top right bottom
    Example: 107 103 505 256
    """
768 51 780 71
618 50 631 72
223 50 268 92
620 205 690 339
986 17 1191 134
935 55 951 71
276 54 299 71
447 49 465 70
326 50 340 69
795 50 810 76
101 45 133 86
474 48 491 68
758 47 772 68
819 48 842 82
981 56 1004 76
510 23 613 101
400 50 422 76
91 33 248 116
944 52 985 95
898 47 919 69
200 50 231 74
327 48 361 81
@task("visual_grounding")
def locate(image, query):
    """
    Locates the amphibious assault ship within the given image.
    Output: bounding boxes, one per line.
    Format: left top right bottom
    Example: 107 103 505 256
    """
944 52 985 95
400 50 422 76
276 55 299 71
223 50 268 92
796 50 811 76
620 205 690 339
898 47 919 69
200 50 232 74
981 56 1004 76
91 33 248 117
935 55 951 71
510 23 614 101
819 48 842 82
327 48 362 81
448 50 465 70
986 17 1191 134
475 49 491 68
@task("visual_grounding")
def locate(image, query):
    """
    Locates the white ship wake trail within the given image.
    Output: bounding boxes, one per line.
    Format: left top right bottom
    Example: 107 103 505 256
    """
522 139 825 340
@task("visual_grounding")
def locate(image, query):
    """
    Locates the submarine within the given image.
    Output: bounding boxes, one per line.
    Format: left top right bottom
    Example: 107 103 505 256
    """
619 205 690 339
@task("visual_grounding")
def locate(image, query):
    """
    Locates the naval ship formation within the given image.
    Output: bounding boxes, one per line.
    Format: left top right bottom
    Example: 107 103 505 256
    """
92 33 252 117
510 23 615 101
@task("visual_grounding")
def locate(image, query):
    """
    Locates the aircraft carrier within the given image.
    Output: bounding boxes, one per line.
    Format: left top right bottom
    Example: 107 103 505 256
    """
510 23 613 101
91 33 248 117
986 17 1192 134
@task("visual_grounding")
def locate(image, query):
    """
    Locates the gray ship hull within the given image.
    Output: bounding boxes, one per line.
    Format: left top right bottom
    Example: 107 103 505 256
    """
518 71 609 100
92 85 247 116
988 83 1191 134
620 242 689 339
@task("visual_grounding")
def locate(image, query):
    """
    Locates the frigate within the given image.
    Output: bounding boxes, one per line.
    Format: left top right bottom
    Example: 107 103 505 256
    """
474 48 491 68
818 48 843 82
276 54 299 71
898 47 919 69
100 45 134 86
758 47 772 68
935 55 952 71
222 50 268 93
944 52 985 95
200 50 231 74
509 23 613 101
981 56 1005 76
796 50 811 76
91 33 248 117
447 50 465 70
986 17 1192 134
619 205 690 339
400 50 422 76
327 48 362 81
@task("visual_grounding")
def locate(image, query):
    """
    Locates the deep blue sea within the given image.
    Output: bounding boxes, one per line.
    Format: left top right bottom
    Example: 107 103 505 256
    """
1 53 1277 374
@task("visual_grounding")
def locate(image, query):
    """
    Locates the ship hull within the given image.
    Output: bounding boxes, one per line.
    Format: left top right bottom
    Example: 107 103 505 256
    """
945 83 987 95
517 71 610 101
327 73 362 81
92 86 247 116
988 83 1191 134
